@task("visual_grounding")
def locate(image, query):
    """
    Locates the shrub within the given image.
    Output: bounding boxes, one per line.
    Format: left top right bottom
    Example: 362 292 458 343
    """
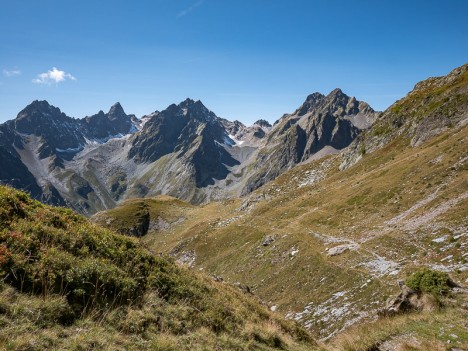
0 188 154 313
406 268 451 295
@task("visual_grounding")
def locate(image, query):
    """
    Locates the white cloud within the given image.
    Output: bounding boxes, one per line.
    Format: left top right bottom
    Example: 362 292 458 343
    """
33 67 76 84
3 69 21 77
177 0 204 18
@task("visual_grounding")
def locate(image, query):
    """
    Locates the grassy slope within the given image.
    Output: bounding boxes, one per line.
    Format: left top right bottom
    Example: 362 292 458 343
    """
330 305 468 351
0 186 315 351
143 124 468 336
96 123 467 347
92 196 192 237
92 65 467 349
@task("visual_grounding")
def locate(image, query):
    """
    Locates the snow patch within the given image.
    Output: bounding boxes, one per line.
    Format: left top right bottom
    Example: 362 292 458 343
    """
227 134 245 146
129 124 139 133
224 135 236 146
56 146 83 153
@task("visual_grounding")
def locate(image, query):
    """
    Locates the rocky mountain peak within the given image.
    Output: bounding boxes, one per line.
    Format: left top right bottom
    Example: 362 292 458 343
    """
296 89 351 117
175 98 217 123
84 104 132 140
178 98 205 112
107 102 127 120
324 88 350 109
316 89 378 119
328 87 346 98
14 100 75 139
17 100 63 121
297 93 325 116
253 119 272 128
306 92 325 103
242 87 380 195
180 98 196 106
11 101 86 160
21 99 52 111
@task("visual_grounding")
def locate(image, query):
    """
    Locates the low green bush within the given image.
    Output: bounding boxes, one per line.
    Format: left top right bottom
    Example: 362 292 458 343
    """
406 268 451 295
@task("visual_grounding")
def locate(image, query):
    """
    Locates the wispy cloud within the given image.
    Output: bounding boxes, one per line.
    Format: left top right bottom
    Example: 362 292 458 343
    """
33 67 76 85
3 69 21 77
177 0 204 18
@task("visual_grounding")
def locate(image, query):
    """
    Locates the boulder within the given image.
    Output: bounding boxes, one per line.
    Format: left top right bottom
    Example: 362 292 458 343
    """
262 235 275 246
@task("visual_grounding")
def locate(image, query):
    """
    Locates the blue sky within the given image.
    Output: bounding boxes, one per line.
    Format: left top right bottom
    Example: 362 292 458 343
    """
1 0 467 125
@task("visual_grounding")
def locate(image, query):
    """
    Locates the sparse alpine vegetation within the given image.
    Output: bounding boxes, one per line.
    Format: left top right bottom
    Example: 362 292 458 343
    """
341 63 468 169
0 185 314 350
93 63 468 350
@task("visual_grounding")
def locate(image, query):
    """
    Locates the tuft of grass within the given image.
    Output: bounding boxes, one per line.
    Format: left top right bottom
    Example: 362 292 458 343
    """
329 307 468 351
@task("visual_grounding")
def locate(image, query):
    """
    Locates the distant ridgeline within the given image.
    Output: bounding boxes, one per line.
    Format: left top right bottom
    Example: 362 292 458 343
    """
0 88 378 215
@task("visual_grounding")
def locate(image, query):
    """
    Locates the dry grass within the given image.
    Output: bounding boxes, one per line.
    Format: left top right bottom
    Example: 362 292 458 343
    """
96 123 467 340
327 306 468 351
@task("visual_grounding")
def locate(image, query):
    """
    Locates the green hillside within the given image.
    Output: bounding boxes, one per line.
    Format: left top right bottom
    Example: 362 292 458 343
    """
94 65 468 350
101 124 467 347
0 186 314 351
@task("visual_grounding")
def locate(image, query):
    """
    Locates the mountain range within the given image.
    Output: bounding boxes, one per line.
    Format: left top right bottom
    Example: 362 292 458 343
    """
0 88 377 215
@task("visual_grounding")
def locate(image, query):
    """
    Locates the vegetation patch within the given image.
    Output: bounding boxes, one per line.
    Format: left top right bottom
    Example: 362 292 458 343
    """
405 268 452 295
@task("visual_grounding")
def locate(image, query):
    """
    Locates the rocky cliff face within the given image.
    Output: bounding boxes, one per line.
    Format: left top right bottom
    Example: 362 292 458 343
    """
0 123 43 198
241 88 379 194
84 102 134 140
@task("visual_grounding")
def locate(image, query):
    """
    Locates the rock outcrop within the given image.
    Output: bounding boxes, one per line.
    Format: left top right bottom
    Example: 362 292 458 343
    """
341 63 468 169
242 89 379 194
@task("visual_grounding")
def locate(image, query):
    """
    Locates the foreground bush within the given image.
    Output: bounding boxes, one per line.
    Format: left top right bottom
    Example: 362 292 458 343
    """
0 186 154 312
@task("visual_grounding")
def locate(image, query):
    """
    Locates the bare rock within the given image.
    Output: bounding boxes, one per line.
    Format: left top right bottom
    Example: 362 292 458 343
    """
379 286 418 316
234 282 253 294
327 243 359 256
123 208 150 237
262 235 275 246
